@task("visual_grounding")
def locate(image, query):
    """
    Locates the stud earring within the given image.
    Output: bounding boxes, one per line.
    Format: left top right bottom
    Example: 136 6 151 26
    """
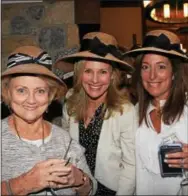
7 104 12 114
45 108 48 113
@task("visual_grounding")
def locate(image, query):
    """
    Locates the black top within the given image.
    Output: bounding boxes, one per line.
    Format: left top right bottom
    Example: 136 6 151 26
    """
79 104 116 196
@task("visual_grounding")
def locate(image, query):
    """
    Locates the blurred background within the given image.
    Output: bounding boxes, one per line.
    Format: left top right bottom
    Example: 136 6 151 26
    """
1 0 188 120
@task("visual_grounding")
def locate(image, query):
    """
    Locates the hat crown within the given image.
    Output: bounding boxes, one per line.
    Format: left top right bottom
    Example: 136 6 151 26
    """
2 45 66 87
11 45 44 58
54 32 134 74
146 30 180 45
83 32 118 47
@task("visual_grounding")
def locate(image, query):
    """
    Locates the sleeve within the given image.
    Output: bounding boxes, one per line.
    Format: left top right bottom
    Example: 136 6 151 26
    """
61 103 70 132
68 139 97 195
61 88 74 131
116 104 138 195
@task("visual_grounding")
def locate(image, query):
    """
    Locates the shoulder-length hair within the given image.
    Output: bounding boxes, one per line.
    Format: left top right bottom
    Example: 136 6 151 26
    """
133 54 188 127
66 60 131 121
1 74 66 106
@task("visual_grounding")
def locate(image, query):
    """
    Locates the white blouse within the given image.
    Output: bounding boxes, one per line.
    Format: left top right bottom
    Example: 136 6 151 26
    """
135 102 188 195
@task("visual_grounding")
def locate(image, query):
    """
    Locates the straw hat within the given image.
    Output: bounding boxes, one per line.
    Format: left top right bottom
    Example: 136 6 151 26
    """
54 32 134 74
2 46 67 89
125 30 188 60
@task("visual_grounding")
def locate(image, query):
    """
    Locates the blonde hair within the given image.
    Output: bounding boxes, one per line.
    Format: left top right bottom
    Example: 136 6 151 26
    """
66 60 131 121
1 75 66 106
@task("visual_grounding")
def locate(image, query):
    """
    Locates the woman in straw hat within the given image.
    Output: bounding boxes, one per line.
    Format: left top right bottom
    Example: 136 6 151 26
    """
125 29 188 195
1 46 97 195
55 32 137 195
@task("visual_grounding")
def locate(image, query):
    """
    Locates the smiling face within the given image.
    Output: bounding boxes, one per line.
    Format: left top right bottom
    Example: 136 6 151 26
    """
81 61 112 102
8 76 50 123
141 53 173 101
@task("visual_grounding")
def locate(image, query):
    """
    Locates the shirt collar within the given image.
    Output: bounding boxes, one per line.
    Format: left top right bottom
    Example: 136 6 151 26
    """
147 100 166 115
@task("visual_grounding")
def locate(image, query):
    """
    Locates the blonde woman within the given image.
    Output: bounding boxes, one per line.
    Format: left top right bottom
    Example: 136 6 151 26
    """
55 32 137 195
1 46 96 195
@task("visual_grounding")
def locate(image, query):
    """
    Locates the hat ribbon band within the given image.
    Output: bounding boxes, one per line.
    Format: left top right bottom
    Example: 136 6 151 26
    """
7 52 52 70
80 37 123 60
53 67 74 80
143 34 185 55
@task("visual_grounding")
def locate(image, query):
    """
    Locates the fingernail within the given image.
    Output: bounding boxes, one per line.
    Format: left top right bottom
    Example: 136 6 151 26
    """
164 159 167 162
165 154 168 158
169 164 172 167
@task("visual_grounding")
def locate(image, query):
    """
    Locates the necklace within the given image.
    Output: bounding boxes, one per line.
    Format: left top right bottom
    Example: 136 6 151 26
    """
12 117 46 152
152 100 163 118
156 107 162 118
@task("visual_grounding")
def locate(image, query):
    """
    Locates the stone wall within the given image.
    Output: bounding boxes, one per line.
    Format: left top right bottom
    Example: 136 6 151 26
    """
2 0 79 71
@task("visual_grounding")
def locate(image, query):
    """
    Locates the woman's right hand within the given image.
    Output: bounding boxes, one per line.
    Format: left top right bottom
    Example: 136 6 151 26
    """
22 159 72 193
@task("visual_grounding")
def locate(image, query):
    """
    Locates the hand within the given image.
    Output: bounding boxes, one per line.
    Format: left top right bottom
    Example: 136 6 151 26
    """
53 163 85 188
165 143 188 169
24 159 71 192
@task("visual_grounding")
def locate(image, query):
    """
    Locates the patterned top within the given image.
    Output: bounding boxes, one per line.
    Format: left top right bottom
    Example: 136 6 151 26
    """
79 104 116 196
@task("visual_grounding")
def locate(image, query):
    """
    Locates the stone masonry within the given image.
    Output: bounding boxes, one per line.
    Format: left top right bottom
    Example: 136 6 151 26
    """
2 0 79 71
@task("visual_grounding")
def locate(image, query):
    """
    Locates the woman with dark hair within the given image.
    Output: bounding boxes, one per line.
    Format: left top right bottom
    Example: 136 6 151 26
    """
126 30 188 195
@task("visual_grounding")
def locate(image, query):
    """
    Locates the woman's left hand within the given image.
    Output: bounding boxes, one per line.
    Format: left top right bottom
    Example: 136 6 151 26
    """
52 163 85 188
165 143 188 169
65 164 85 187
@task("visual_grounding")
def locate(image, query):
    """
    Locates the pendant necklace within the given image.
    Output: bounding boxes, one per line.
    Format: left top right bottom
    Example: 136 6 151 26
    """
152 100 163 118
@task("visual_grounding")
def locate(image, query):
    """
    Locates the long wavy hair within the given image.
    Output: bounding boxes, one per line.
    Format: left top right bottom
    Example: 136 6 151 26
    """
132 53 188 127
66 60 131 121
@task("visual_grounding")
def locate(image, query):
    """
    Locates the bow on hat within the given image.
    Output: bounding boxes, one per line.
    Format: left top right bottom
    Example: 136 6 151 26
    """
80 37 123 60
7 52 52 70
143 34 185 54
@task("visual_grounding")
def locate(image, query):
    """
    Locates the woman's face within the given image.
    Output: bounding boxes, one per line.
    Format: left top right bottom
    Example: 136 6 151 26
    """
8 76 50 123
81 61 112 101
141 53 173 101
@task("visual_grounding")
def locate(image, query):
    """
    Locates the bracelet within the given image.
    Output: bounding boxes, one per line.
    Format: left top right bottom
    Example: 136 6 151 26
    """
74 170 93 195
5 180 13 196
74 169 87 188
87 177 93 195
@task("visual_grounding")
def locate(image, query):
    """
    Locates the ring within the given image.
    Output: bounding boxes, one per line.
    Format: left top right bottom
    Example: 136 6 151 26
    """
180 159 184 168
66 175 70 185
48 181 51 188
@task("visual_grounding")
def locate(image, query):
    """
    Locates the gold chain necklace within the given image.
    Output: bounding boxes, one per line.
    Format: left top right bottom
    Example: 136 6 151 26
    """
12 117 45 152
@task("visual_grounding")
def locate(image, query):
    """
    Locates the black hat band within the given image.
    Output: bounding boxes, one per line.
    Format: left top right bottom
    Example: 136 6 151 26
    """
80 37 123 60
143 34 185 55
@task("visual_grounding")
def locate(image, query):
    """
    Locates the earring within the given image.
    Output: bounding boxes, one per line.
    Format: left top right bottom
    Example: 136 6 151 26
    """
7 104 12 114
172 75 175 80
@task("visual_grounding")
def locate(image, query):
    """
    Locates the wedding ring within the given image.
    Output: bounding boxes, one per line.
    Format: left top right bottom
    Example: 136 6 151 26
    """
180 159 184 168
66 175 70 185
48 181 51 188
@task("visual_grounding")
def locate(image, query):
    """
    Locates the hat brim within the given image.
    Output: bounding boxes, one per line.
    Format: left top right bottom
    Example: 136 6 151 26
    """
125 47 188 60
57 51 135 73
2 63 66 88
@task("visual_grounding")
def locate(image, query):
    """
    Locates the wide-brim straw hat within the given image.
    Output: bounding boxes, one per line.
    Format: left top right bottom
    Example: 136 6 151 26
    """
2 46 67 90
54 32 134 74
125 30 188 60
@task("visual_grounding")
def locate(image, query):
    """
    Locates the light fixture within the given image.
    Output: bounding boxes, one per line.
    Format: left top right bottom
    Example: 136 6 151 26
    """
2 0 43 4
163 4 170 18
143 0 151 8
184 3 188 17
145 0 188 24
